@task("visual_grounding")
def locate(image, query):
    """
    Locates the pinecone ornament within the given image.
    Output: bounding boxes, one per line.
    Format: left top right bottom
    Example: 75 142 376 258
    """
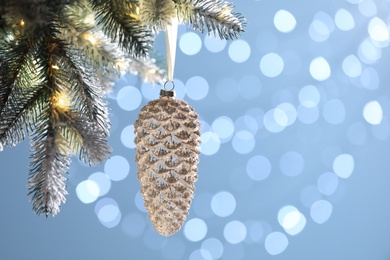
134 89 201 236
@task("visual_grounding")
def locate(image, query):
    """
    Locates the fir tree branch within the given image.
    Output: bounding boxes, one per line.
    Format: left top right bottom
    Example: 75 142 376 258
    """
89 0 154 57
0 33 34 115
27 25 73 216
173 0 245 39
28 113 70 216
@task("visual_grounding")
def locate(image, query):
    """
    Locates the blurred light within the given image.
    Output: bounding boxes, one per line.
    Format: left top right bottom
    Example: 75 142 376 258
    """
224 220 247 244
117 86 142 111
189 249 212 260
363 100 383 125
297 105 320 124
201 238 224 259
310 57 331 81
104 155 130 181
212 116 235 143
309 20 330 42
334 9 355 31
278 205 306 235
246 155 272 181
180 32 202 55
333 154 354 179
279 151 305 177
310 200 333 224
239 75 262 100
299 85 320 108
264 109 286 133
360 67 379 90
273 107 288 127
211 191 236 217
317 172 339 196
204 35 226 53
88 172 111 197
309 12 334 42
322 99 346 125
186 76 209 100
264 232 289 255
368 17 389 44
135 191 147 213
346 0 363 3
200 119 212 133
95 198 121 228
245 220 270 243
200 132 221 155
274 10 296 33
277 103 297 126
342 55 362 77
228 40 251 63
184 218 208 242
121 124 135 149
358 38 382 64
122 213 146 238
359 0 377 17
76 180 99 204
232 131 255 154
260 53 284 78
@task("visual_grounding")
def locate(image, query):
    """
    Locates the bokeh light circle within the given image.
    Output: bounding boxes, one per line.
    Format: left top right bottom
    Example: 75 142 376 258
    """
310 200 333 224
274 10 296 33
184 218 208 242
224 220 247 244
363 100 383 125
211 191 236 217
117 86 142 111
228 40 251 63
260 53 284 77
201 238 224 259
279 151 305 177
333 154 354 179
265 232 289 255
180 32 202 55
76 180 99 204
246 155 272 181
104 155 130 181
310 57 331 81
186 76 209 101
232 131 255 154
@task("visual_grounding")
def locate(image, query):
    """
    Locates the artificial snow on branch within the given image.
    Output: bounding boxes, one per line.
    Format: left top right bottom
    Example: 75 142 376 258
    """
0 0 245 216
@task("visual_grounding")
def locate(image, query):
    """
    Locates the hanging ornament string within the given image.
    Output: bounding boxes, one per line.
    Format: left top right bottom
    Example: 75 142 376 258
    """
165 15 179 83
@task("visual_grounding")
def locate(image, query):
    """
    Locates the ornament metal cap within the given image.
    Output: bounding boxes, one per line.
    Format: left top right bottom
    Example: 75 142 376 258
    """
160 81 175 97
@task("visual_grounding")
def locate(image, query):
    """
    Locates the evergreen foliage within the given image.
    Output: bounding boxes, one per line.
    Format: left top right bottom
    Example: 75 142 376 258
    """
0 0 245 216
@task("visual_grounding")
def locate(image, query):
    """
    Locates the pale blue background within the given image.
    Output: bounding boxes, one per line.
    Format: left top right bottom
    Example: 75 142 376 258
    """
1 0 390 259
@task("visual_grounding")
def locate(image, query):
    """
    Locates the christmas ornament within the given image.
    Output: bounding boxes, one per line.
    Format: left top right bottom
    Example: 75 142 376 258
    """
134 84 201 236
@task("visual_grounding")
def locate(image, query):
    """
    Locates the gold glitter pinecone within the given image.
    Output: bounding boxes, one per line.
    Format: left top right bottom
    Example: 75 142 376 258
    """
134 94 201 236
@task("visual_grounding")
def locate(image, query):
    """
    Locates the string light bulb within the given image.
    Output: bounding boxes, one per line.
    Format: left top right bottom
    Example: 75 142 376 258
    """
52 91 72 111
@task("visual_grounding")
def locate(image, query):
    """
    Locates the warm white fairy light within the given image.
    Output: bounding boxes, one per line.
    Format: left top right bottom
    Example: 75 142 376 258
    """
83 14 95 26
53 91 72 111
